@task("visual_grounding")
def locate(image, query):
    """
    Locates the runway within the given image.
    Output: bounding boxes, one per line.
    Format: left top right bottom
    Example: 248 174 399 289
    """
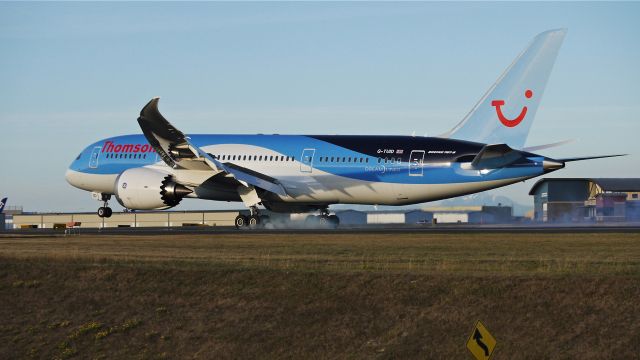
3 223 640 236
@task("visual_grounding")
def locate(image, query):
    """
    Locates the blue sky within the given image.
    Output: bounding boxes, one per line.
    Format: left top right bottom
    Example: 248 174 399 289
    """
1 2 639 212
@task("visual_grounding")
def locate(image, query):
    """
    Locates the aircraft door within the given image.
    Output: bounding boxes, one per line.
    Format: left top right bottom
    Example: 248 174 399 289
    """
300 148 316 173
409 150 425 176
89 146 102 169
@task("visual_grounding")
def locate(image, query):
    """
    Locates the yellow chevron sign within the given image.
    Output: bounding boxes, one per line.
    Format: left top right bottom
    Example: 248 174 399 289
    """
466 320 497 360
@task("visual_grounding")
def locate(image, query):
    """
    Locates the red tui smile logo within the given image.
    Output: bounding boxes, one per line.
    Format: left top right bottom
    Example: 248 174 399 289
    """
492 89 533 127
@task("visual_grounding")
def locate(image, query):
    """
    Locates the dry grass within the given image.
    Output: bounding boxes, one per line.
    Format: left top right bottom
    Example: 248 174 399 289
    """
0 232 639 358
0 232 639 275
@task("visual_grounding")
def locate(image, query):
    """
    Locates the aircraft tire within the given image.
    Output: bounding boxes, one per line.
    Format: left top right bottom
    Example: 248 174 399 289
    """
318 215 330 228
104 207 113 218
98 207 106 218
235 215 248 228
248 215 261 228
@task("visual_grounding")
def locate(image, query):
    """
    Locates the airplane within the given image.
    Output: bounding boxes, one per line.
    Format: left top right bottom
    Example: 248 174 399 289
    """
0 198 6 214
66 29 624 228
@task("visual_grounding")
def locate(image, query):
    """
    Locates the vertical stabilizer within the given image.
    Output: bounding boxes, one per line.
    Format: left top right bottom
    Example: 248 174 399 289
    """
0 198 7 214
442 29 567 149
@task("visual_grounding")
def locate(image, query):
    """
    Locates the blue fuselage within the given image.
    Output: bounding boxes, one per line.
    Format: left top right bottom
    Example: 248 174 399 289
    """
67 134 549 209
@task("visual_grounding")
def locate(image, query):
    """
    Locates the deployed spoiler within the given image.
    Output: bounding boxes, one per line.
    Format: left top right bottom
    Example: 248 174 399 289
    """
137 98 288 197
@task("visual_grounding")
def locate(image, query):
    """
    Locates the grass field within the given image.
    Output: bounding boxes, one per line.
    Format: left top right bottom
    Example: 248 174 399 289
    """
1 232 639 359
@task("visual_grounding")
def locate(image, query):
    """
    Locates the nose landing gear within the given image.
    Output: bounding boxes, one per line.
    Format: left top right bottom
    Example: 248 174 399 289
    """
97 194 113 218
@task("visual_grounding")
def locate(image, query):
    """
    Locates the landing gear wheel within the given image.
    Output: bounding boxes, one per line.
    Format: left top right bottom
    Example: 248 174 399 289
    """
97 194 113 218
328 215 339 229
98 207 112 218
248 215 261 228
235 215 248 229
318 215 330 228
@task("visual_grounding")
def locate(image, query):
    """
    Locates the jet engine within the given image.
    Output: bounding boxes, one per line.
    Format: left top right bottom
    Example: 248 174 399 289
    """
114 168 192 210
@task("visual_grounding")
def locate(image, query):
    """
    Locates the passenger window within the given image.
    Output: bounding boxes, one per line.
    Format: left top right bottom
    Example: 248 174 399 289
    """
270 156 273 161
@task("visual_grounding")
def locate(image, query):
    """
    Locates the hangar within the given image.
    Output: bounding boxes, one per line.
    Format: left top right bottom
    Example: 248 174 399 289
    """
6 205 514 230
529 178 640 223
10 210 241 229
422 206 513 224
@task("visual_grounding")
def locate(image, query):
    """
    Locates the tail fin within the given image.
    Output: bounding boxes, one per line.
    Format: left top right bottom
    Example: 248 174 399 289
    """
0 198 7 214
442 29 567 149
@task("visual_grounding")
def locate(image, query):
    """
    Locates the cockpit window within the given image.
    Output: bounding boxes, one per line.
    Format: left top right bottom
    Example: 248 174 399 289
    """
76 153 82 160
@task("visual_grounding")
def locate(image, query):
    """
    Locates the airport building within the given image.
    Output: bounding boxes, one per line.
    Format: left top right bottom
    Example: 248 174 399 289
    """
529 178 640 223
11 210 241 229
422 206 513 224
336 206 512 226
1 205 23 230
6 205 514 230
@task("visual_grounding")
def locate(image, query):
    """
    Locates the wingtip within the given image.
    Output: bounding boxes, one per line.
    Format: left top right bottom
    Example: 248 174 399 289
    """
140 97 161 117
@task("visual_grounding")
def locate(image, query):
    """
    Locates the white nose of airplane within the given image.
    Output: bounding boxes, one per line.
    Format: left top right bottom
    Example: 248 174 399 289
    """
65 168 79 187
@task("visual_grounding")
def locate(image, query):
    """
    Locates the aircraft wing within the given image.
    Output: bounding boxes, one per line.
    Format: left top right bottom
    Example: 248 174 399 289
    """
207 160 288 196
137 97 288 197
137 97 213 171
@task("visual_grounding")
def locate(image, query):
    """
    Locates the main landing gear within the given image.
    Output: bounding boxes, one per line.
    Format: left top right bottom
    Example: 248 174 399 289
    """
235 206 270 229
97 194 113 218
305 209 339 229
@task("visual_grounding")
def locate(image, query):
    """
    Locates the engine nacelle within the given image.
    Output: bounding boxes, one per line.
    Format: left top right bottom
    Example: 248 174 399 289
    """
114 168 192 210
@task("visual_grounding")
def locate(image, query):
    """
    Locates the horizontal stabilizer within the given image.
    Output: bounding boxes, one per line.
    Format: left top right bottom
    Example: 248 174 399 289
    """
522 139 574 152
471 143 523 169
558 154 627 162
